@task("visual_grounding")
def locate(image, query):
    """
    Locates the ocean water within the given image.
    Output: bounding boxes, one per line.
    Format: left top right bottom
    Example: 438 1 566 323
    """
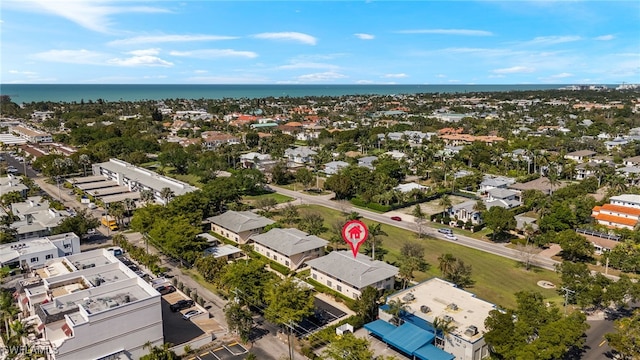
1 84 580 103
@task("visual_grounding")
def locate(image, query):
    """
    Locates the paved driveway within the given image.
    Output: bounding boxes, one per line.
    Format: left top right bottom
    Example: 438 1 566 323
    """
161 298 205 346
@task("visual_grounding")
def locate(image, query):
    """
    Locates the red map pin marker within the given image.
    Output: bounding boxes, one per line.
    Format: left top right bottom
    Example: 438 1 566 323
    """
341 220 369 258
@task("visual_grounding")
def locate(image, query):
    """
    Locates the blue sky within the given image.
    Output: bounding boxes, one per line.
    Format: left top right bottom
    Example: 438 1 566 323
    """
1 1 639 85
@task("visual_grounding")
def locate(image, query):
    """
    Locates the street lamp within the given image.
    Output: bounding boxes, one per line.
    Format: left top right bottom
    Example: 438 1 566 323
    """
56 176 62 201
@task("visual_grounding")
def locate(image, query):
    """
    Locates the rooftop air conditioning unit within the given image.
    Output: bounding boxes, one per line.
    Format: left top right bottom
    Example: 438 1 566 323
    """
420 305 430 313
464 325 479 337
443 315 454 323
448 303 458 311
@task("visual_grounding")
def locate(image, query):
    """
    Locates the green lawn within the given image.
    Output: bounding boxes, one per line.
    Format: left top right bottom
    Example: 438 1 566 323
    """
243 192 294 204
172 173 205 188
288 205 562 309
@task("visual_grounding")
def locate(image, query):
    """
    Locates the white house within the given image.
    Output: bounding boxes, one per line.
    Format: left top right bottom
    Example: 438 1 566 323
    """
307 251 398 300
13 249 164 360
357 156 378 170
9 197 72 240
207 210 275 244
249 228 328 270
564 150 596 162
284 146 317 167
323 161 349 175
0 233 80 269
447 201 482 225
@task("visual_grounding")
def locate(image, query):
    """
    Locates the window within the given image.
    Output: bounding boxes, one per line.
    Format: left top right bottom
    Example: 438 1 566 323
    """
312 274 317 280
45 254 53 260
327 280 332 287
63 244 71 248
30 257 39 263
273 255 277 260
285 260 289 267
336 285 342 292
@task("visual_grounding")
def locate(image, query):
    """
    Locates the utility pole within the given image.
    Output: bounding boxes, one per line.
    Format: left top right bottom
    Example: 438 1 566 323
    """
282 321 296 360
561 287 575 315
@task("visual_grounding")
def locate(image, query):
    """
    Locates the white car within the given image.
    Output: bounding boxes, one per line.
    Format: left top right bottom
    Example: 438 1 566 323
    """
182 309 202 320
444 233 458 241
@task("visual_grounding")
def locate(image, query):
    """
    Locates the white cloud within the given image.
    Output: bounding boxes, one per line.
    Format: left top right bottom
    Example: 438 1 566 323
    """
33 49 107 64
296 71 347 82
492 66 535 74
356 80 375 84
383 73 408 78
549 72 573 79
187 75 270 84
109 35 237 46
12 1 170 34
193 70 208 74
354 33 375 40
526 35 581 45
8 70 37 75
253 32 317 45
107 55 173 67
435 74 447 78
594 34 615 41
128 49 161 56
169 49 258 59
396 29 493 36
277 62 338 70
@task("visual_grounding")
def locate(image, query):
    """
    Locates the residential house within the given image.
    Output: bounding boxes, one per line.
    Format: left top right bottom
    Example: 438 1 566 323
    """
323 161 349 175
485 188 521 209
357 156 378 170
0 174 29 198
0 233 80 269
284 146 317 167
514 215 538 235
366 277 495 360
604 138 629 151
508 176 568 196
617 166 640 186
9 197 72 240
394 182 428 194
201 131 240 150
479 176 515 194
564 150 596 163
307 251 398 300
207 210 275 244
239 152 276 172
623 156 640 167
11 125 52 143
591 194 640 230
447 201 482 225
249 228 328 271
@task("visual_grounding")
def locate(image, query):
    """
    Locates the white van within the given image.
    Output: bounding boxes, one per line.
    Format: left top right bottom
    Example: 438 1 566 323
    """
87 203 97 209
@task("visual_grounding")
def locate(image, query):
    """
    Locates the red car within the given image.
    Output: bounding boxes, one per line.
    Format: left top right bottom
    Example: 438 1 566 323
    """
390 216 402 221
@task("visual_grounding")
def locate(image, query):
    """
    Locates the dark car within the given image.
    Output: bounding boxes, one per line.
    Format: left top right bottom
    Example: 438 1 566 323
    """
390 216 402 221
155 285 176 295
438 228 453 235
170 299 195 312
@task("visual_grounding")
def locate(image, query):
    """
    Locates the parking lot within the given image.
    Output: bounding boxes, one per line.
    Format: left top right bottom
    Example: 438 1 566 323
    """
293 297 347 337
161 297 205 346
188 342 248 360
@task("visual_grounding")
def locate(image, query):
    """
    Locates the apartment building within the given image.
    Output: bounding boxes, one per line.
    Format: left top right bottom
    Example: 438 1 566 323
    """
366 278 497 360
591 194 640 230
207 210 274 244
11 125 53 143
92 158 198 205
0 233 80 269
14 249 163 360
249 228 328 271
307 251 398 300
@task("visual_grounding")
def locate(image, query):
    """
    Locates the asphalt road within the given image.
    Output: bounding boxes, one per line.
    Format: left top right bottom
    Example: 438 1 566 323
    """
269 184 561 271
2 152 39 178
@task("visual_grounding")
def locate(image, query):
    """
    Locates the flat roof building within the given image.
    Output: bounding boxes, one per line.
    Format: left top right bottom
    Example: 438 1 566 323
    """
367 278 497 360
0 233 80 269
14 248 163 360
92 158 197 205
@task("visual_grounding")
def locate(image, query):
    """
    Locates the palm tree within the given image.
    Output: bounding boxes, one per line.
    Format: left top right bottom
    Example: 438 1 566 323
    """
385 299 409 326
432 316 457 349
160 187 174 206
78 154 91 177
439 194 452 217
0 290 19 338
7 319 35 347
346 211 362 221
140 189 155 205
109 202 126 228
438 253 456 277
123 198 136 217
545 165 561 195
365 223 387 260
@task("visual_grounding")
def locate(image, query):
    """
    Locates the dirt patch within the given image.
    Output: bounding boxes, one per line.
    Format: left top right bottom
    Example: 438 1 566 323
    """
396 195 472 216
537 280 556 289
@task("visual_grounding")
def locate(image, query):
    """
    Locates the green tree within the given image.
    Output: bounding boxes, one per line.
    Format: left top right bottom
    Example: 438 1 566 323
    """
362 223 387 260
0 289 19 339
160 187 174 205
194 256 227 283
270 162 291 185
324 173 354 199
264 277 314 328
221 259 273 307
52 209 100 237
295 168 314 190
281 203 299 224
355 286 380 323
605 308 640 360
484 291 589 360
439 194 452 215
323 332 374 360
412 204 427 238
298 212 326 235
140 342 178 360
438 253 473 288
0 191 23 206
224 302 254 343
482 206 516 241
557 230 594 262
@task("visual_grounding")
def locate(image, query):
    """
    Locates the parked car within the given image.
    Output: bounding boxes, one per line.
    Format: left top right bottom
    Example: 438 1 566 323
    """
155 285 176 295
182 309 203 320
170 299 194 312
444 233 458 241
438 228 453 235
390 216 402 221
6 166 18 173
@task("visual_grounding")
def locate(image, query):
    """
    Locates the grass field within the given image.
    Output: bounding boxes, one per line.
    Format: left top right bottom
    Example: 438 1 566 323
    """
243 192 294 205
288 205 563 309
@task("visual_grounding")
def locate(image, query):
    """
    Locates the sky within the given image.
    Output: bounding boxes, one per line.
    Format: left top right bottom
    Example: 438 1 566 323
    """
1 0 639 85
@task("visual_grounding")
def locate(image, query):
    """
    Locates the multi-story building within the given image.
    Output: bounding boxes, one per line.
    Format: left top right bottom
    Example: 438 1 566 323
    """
249 228 328 271
92 158 198 205
365 277 497 360
207 210 274 244
8 197 72 240
0 233 80 269
11 125 53 143
307 251 398 300
591 194 640 230
14 249 163 360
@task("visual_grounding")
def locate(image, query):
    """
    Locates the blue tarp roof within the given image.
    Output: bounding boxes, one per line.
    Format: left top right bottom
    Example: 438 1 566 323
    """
414 344 456 360
364 319 396 338
383 322 435 355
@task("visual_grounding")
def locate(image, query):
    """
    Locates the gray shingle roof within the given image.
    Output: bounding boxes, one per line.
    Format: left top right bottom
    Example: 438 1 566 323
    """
249 228 328 256
207 211 274 233
306 251 398 290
